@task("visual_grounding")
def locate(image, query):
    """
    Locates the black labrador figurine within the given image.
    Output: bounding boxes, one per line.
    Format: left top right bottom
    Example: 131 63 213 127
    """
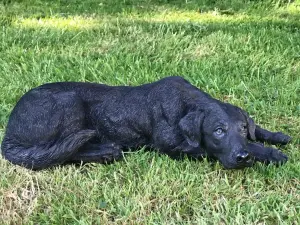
1 76 291 170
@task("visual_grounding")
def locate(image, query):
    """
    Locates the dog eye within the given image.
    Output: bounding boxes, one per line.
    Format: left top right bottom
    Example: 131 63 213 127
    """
241 125 247 131
214 128 224 135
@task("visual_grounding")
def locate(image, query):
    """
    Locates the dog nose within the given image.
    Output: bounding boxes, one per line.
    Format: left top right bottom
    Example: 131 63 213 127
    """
236 151 251 163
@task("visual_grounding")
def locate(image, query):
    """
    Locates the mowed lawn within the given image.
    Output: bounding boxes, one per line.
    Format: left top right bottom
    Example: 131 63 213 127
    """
0 0 300 224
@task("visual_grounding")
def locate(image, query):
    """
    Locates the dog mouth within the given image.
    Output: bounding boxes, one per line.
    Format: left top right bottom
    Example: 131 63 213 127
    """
218 153 254 169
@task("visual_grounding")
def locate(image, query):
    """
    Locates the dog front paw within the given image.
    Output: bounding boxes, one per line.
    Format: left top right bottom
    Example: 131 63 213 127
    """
273 132 291 145
265 147 288 165
248 142 288 166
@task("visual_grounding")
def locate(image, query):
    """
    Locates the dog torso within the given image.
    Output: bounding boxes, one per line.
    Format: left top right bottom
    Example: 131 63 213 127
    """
5 77 211 150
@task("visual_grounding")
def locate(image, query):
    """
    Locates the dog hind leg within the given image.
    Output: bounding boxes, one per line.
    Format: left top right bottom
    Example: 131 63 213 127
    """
1 90 95 170
2 130 96 170
68 143 123 164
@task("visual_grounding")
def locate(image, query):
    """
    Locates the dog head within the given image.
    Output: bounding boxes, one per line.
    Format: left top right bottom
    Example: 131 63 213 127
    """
179 102 256 169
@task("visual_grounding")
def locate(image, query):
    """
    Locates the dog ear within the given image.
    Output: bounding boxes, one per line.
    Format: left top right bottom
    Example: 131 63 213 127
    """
238 108 256 141
179 110 204 148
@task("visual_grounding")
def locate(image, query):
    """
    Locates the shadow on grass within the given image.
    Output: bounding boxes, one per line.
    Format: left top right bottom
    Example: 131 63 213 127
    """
1 0 299 18
9 12 300 39
1 0 299 34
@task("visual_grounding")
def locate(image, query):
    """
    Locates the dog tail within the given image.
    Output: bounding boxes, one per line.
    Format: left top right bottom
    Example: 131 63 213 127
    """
1 129 96 170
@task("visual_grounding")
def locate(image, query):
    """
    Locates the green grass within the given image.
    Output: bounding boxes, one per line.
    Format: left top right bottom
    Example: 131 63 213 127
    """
0 0 300 224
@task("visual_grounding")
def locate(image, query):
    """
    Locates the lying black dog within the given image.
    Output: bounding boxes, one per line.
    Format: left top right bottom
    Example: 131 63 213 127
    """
1 76 291 170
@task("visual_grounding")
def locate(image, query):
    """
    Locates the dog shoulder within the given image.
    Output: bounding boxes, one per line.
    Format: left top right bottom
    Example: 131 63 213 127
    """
158 76 191 86
150 76 192 94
